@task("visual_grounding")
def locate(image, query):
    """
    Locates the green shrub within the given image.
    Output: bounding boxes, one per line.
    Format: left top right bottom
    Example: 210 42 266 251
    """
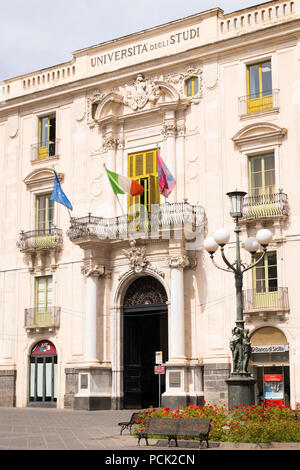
134 402 300 443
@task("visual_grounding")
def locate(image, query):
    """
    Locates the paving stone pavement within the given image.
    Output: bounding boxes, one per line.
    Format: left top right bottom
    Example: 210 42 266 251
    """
0 407 299 451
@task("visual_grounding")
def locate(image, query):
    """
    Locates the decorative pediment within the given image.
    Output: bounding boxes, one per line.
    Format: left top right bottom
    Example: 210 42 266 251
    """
232 122 287 148
24 168 63 190
88 74 183 129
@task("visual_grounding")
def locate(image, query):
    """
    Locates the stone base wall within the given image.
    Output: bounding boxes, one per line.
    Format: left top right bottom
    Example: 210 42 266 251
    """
0 370 16 407
203 363 231 404
64 368 79 409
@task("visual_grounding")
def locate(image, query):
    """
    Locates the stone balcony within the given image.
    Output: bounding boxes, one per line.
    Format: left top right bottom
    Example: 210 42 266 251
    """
243 287 290 321
67 201 206 245
238 89 279 118
24 307 61 333
31 139 60 163
17 228 63 253
241 192 289 223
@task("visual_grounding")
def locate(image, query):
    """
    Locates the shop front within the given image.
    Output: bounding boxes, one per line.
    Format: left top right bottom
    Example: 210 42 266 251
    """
250 327 290 405
29 340 58 407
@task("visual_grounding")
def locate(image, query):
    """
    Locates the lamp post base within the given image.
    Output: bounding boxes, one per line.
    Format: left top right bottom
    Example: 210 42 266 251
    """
226 375 256 409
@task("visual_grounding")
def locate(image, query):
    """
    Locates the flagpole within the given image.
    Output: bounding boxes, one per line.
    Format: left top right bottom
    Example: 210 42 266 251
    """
51 166 73 219
157 144 167 205
103 163 125 217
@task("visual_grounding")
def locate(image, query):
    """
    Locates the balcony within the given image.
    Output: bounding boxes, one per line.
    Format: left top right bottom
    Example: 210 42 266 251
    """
31 139 60 162
241 192 289 222
17 227 63 253
67 202 206 243
243 287 289 320
238 89 279 117
24 307 61 333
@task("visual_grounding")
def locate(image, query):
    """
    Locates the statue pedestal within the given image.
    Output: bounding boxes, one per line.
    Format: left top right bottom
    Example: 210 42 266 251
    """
226 375 256 409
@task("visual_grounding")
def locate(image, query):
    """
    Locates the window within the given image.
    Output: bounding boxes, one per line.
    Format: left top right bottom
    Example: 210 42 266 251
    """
247 61 273 113
38 115 56 159
185 76 199 97
248 154 276 217
128 149 160 223
253 252 278 308
35 194 55 248
36 194 54 233
249 154 275 197
35 276 53 325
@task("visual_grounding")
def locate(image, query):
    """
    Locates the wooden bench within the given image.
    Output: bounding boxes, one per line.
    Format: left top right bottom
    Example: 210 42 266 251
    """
118 412 144 435
136 417 211 448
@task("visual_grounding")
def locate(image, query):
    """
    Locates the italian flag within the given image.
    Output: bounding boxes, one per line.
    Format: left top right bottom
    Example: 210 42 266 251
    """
105 168 144 196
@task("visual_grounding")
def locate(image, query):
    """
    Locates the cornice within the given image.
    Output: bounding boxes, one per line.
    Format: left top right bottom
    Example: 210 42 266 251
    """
1 18 300 114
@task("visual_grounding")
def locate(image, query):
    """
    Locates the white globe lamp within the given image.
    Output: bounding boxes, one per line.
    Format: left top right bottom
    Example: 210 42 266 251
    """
203 236 219 254
214 228 230 246
256 228 273 247
244 237 260 254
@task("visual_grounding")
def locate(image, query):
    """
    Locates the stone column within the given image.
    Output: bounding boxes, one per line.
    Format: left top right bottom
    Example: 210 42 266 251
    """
74 262 112 410
81 263 105 364
168 255 189 361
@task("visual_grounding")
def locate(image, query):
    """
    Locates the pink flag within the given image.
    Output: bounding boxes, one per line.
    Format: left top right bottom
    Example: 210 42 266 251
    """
157 150 176 198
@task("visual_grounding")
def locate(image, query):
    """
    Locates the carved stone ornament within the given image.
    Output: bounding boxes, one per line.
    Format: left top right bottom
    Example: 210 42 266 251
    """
161 122 177 139
164 65 203 103
81 261 105 277
168 255 190 269
123 74 161 111
123 240 148 273
118 240 165 280
87 89 105 126
102 136 120 152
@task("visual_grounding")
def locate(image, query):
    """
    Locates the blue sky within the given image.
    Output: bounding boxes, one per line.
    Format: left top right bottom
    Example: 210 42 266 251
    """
0 0 265 80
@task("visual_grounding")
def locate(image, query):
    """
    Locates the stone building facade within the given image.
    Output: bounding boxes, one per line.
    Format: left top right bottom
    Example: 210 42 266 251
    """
0 0 299 409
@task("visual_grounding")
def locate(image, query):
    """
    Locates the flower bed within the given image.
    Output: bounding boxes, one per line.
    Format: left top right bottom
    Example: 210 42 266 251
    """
134 402 300 443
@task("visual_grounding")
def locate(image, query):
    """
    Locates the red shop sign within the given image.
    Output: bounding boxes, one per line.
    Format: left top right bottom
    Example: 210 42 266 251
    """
264 374 283 382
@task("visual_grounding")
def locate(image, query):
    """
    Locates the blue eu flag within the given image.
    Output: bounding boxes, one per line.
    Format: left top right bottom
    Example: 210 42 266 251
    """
50 170 73 210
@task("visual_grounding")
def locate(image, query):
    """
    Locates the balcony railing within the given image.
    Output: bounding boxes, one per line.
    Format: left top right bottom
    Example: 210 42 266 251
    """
31 139 60 161
242 192 289 221
67 202 206 242
24 306 61 331
243 287 289 313
17 227 63 252
238 89 279 116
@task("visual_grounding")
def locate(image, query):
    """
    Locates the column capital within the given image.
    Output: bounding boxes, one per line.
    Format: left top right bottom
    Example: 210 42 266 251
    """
81 261 105 278
161 121 177 139
168 254 189 269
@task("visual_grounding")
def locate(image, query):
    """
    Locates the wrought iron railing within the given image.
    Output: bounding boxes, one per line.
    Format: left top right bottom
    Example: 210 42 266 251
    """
31 138 60 161
24 306 61 329
243 287 289 312
238 89 279 115
242 192 289 220
67 202 206 241
17 227 63 251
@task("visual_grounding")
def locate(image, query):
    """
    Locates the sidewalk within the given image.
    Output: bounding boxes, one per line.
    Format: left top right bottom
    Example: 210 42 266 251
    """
0 407 299 450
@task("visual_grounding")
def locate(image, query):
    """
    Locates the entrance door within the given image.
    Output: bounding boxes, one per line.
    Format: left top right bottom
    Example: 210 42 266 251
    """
29 341 57 407
123 276 168 409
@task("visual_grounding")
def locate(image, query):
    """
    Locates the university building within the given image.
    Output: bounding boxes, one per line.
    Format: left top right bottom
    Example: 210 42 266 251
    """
0 0 299 409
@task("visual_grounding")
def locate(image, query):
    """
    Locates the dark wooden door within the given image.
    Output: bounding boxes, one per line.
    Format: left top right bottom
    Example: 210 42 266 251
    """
123 306 168 409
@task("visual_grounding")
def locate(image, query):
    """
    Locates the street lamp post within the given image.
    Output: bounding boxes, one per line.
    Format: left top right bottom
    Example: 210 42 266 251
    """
204 190 273 408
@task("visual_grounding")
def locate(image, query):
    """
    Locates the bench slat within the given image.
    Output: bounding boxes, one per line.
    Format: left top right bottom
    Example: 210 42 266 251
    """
137 417 211 448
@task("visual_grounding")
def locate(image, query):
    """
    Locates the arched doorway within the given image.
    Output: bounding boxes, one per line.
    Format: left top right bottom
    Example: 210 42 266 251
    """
29 340 57 407
250 327 290 405
123 276 168 409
